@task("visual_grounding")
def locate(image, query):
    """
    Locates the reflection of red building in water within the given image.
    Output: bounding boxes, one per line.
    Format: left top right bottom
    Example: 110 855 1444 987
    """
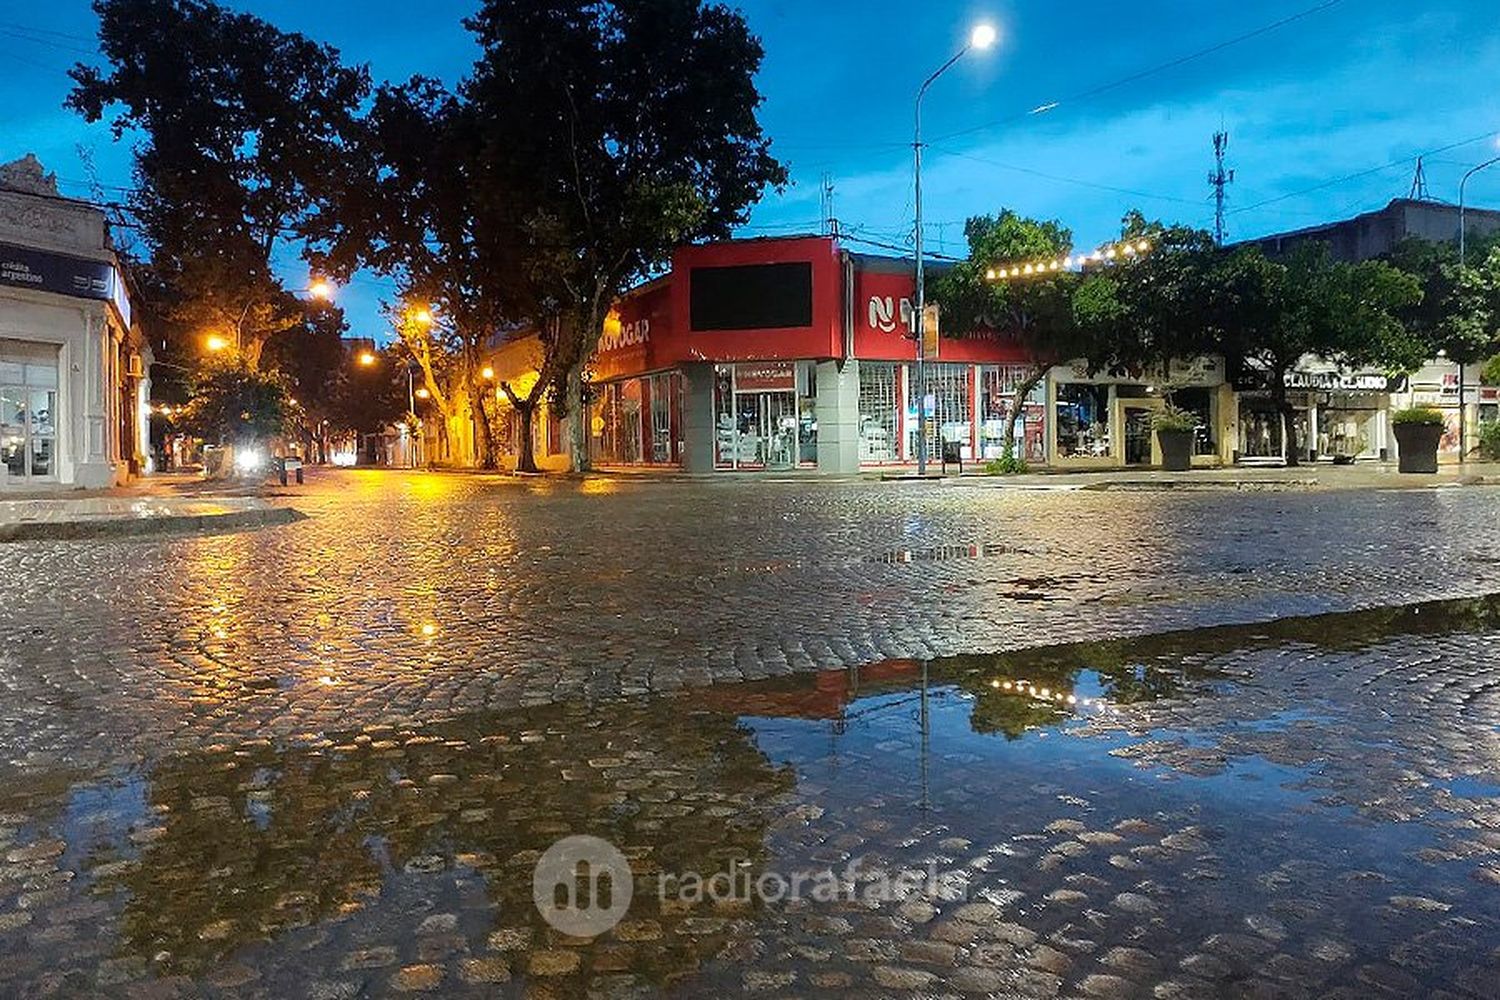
688 660 926 721
587 236 1042 473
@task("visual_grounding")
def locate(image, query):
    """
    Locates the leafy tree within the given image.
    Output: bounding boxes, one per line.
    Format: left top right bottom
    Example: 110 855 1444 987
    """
463 0 787 472
316 80 524 467
930 211 1077 456
1203 242 1420 464
67 0 368 369
1384 234 1500 370
1073 211 1219 378
934 210 1196 457
177 359 295 446
323 344 414 459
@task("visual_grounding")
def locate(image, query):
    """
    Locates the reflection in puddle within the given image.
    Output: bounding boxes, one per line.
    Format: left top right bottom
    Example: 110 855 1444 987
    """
3 597 1500 996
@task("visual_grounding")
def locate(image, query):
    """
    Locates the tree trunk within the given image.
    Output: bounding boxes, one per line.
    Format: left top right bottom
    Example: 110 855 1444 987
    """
470 375 498 469
1004 365 1048 460
241 335 265 372
514 400 539 474
567 362 590 473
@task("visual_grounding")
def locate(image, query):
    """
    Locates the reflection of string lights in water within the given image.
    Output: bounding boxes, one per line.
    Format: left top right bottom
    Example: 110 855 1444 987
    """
988 676 1122 715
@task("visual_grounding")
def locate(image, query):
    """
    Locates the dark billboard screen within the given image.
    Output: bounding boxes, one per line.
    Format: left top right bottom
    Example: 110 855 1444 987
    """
689 262 813 331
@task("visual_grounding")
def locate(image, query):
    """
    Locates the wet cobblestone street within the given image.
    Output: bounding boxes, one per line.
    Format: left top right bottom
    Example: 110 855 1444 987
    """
2 470 1500 997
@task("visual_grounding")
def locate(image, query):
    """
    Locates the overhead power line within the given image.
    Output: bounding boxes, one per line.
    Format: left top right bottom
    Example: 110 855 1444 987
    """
929 145 1206 208
1229 131 1499 215
0 26 98 57
0 18 97 44
932 0 1348 145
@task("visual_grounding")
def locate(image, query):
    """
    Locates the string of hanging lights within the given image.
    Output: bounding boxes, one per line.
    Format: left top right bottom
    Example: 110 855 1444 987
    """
984 238 1153 282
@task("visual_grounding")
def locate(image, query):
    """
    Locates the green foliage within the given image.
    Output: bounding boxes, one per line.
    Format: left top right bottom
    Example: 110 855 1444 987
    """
1386 235 1500 365
1391 406 1445 427
463 0 788 453
983 453 1030 475
931 210 1076 349
1478 421 1500 460
177 360 296 444
1150 406 1199 433
69 0 369 369
1073 212 1219 372
1206 242 1423 384
1482 354 1500 387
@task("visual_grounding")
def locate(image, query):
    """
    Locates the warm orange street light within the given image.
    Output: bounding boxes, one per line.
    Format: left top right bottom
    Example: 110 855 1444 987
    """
205 334 231 353
409 306 434 327
480 366 495 380
415 387 431 400
308 278 336 302
358 351 377 366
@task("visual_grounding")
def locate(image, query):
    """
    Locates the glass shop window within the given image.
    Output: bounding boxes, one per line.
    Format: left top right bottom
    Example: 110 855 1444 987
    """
1056 383 1111 458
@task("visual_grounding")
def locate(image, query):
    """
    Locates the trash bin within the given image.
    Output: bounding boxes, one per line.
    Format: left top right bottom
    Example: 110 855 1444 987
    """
940 440 964 474
275 456 305 486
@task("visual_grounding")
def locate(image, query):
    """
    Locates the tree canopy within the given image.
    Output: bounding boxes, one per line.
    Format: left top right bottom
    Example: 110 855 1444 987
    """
68 0 368 369
462 0 787 470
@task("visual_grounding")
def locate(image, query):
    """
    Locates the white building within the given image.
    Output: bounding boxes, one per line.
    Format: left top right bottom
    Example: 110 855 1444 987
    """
1 154 150 490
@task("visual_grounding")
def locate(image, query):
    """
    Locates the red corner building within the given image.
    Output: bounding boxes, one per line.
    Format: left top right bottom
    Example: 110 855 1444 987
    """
583 235 1040 473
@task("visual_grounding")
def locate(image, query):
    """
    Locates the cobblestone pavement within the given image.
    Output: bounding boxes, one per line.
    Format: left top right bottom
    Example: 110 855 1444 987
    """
2 470 1500 997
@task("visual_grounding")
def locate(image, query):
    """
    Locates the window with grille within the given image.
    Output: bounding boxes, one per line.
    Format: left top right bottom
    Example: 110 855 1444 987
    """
857 362 898 464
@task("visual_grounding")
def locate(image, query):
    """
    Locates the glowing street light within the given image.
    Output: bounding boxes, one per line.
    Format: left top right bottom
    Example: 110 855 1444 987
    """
358 351 377 367
415 387 431 400
913 20 999 475
205 333 231 353
409 306 434 327
480 366 495 380
308 278 336 302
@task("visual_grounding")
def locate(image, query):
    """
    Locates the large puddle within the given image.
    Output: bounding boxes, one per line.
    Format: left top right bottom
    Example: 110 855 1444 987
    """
4 598 1500 996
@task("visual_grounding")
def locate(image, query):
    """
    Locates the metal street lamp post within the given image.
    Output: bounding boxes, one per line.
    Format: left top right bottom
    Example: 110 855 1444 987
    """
1459 155 1500 267
913 23 996 475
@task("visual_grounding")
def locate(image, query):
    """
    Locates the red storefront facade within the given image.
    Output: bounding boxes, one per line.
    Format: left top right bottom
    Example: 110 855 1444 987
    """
588 235 1039 474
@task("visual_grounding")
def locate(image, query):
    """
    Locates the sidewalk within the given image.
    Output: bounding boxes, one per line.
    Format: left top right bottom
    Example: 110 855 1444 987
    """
0 474 304 541
926 461 1500 492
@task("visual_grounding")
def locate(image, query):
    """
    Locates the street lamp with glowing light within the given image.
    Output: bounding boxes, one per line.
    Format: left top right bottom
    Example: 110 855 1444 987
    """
358 351 377 367
308 278 336 302
205 334 230 353
912 20 1000 475
415 387 431 400
410 306 434 327
481 366 495 380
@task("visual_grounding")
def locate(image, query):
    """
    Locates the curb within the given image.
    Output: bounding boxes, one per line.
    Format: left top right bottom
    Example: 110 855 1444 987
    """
0 506 307 543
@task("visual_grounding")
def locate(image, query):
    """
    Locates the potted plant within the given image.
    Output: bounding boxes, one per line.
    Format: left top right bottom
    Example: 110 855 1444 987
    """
1391 407 1444 473
1152 406 1198 472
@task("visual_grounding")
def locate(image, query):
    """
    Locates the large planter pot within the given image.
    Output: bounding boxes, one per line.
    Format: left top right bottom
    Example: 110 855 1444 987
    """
1156 428 1194 472
1393 423 1442 474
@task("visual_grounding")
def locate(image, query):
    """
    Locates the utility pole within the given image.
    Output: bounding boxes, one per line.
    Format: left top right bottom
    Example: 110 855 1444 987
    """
1407 157 1431 201
819 173 838 236
1209 131 1235 246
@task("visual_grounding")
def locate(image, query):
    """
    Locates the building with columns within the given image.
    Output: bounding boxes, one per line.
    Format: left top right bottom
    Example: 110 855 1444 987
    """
0 154 150 490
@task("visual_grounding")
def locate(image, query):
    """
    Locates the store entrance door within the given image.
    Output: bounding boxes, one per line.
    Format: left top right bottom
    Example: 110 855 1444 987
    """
1 341 60 482
734 391 797 468
1123 406 1154 465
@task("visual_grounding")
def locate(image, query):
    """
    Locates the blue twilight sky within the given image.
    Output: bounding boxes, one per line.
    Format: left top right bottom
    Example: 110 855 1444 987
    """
3 0 1499 343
